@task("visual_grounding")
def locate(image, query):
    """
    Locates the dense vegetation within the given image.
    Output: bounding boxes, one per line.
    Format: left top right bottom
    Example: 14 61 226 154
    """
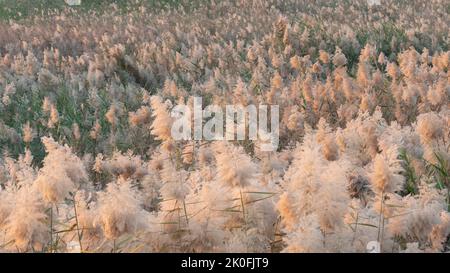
0 0 449 253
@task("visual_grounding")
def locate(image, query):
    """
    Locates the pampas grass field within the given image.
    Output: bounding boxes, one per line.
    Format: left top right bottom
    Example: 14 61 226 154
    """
0 0 449 253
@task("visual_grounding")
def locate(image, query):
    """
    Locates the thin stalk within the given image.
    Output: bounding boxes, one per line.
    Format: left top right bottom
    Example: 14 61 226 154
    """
240 188 246 222
381 211 386 248
351 211 359 246
447 187 450 212
182 200 189 226
72 196 83 252
49 205 53 253
176 200 181 230
377 191 385 252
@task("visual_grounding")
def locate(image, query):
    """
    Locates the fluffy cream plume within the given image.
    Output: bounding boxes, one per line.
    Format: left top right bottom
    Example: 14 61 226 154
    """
426 81 447 106
22 122 34 144
198 145 215 167
38 68 59 88
286 108 304 132
316 119 339 161
311 61 322 74
150 96 172 142
129 105 151 127
225 228 271 253
2 83 16 105
72 123 81 141
4 185 48 251
93 153 104 173
278 134 350 234
47 104 59 129
386 62 400 80
360 44 376 62
35 137 88 204
213 142 257 188
101 151 147 180
182 142 195 165
290 55 301 70
271 72 283 90
282 214 325 253
105 102 123 128
160 160 190 202
319 50 330 64
0 0 450 253
73 190 100 241
35 167 75 205
332 47 347 67
416 112 444 144
370 147 404 194
430 212 450 251
378 52 386 64
89 120 101 140
388 184 449 250
96 178 147 239
0 187 14 228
